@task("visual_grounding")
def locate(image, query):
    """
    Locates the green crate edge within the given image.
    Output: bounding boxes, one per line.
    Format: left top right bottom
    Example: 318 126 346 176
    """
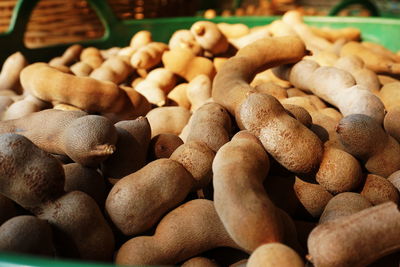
1 14 400 66
1 12 400 267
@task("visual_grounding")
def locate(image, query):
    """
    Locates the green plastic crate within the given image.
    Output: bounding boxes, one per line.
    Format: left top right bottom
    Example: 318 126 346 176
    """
0 0 400 266
1 0 400 67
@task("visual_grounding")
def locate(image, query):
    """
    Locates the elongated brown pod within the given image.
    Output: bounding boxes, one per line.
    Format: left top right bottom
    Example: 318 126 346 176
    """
213 131 283 252
115 199 240 266
0 134 115 261
237 93 323 174
212 36 307 115
20 63 138 117
336 114 400 177
0 215 54 256
106 158 194 236
0 109 118 167
273 59 385 124
186 102 232 153
308 202 400 267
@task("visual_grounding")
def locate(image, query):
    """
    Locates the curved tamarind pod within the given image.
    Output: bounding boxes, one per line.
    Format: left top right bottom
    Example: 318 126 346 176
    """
115 199 240 266
308 202 400 267
212 36 307 115
213 131 283 252
20 63 136 116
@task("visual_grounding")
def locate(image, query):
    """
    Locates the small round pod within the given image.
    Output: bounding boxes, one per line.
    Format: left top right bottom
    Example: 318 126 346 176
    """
148 133 183 160
336 114 400 177
0 215 54 256
283 104 312 128
181 257 220 267
238 93 323 174
130 42 168 69
105 159 194 236
307 201 400 267
384 106 400 143
316 143 363 194
134 68 177 106
388 170 400 192
360 174 400 205
190 21 229 55
146 106 191 137
37 191 115 261
63 163 106 206
101 117 151 180
213 131 283 252
186 74 212 112
130 30 152 49
0 133 65 209
162 47 216 82
319 192 372 224
247 243 304 267
80 47 104 69
0 194 16 225
168 29 203 56
2 94 48 121
293 177 333 218
168 83 191 109
170 141 215 190
90 57 133 84
186 102 231 153
70 61 93 77
115 199 240 266
49 44 83 67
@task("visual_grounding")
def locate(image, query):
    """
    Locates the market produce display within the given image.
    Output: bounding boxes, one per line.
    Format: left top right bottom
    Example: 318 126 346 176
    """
0 9 400 267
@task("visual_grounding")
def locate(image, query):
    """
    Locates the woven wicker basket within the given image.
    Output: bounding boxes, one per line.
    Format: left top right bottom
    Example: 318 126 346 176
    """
0 0 336 49
0 0 201 48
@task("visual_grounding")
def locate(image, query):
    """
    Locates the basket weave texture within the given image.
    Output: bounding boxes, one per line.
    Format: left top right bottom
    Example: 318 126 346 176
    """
0 0 199 48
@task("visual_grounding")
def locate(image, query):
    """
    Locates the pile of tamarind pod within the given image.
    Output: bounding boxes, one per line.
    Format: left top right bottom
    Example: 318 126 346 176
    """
1 9 400 267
